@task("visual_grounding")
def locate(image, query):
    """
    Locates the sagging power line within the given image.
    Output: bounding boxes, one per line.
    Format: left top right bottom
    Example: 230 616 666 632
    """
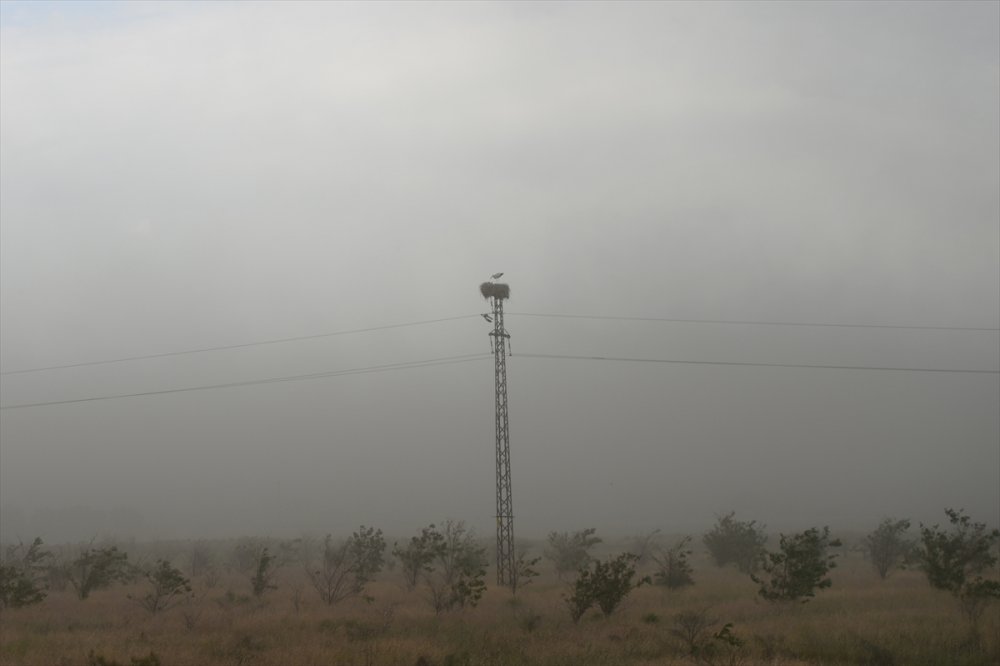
3 312 995 377
516 352 1000 374
0 315 480 376
0 353 492 410
2 350 995 412
508 312 1000 332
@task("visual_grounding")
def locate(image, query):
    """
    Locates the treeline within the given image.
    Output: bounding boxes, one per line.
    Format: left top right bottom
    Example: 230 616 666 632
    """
2 509 998 632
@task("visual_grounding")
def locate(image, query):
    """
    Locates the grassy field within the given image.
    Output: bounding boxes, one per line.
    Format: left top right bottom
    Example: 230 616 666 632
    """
0 538 997 666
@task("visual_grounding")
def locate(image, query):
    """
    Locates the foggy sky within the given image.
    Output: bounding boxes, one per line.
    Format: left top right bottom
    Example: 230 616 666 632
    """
1 1 997 544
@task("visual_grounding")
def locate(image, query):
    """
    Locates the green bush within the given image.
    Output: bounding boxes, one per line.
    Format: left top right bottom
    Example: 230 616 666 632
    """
752 527 841 602
864 518 914 580
307 525 386 604
398 521 487 613
0 537 51 608
652 536 694 589
393 526 440 592
511 550 540 594
250 547 278 597
67 546 130 600
917 508 1000 633
565 552 646 622
130 559 192 614
703 512 767 574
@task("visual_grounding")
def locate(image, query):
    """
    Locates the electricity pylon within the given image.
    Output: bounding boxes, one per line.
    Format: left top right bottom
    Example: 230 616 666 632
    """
481 278 514 587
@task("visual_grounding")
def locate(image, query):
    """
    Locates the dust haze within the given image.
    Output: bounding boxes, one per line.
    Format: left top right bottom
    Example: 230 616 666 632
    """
1 1 997 544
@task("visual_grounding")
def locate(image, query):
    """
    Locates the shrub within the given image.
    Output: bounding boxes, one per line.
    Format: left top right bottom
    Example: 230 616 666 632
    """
424 521 488 613
232 538 299 597
250 547 278 597
671 609 718 655
864 518 914 580
393 526 440 592
565 552 646 622
0 537 51 608
129 559 192 614
630 529 661 567
751 527 841 602
670 610 745 663
916 508 1000 633
652 536 695 589
306 525 386 605
704 512 767 574
67 546 130 600
397 521 487 613
544 528 602 580
511 550 540 594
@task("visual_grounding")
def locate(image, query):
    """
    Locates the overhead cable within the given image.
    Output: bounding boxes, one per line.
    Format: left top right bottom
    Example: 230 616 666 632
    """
508 312 1000 332
3 311 996 378
0 353 491 410
4 349 995 411
516 352 1000 374
0 315 479 376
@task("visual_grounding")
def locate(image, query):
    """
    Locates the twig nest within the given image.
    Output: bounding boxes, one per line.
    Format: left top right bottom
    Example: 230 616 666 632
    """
479 282 510 300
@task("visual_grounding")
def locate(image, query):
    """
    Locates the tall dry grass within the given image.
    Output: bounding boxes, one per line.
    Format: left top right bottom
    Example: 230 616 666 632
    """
0 540 997 666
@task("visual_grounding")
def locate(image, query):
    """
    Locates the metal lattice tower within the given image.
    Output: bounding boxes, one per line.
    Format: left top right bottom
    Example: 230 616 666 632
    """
483 280 515 587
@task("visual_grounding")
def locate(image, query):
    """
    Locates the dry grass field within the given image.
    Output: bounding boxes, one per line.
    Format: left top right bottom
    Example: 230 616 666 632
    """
1 538 997 666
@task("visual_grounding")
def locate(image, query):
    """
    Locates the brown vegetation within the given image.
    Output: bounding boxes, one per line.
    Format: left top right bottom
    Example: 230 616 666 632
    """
0 537 997 665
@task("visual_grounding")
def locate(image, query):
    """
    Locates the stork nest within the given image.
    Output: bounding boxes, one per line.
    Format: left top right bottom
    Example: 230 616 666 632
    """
479 282 510 300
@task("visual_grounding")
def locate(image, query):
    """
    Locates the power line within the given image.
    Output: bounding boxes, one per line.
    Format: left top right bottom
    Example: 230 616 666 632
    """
3 311 996 378
5 348 994 411
0 315 479 376
0 353 491 410
516 352 1000 374
508 312 1000 332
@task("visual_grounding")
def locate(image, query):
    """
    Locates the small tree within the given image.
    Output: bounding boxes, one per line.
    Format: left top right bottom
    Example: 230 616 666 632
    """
423 521 488 613
0 537 52 608
544 528 602 580
348 526 386 584
670 610 745 663
630 529 661 568
652 536 695 590
703 512 767 574
565 552 647 623
864 518 913 580
189 542 213 578
511 549 541 595
306 526 386 605
392 525 441 592
752 527 841 603
130 560 192 614
67 546 130 600
671 609 718 656
916 509 1000 634
231 539 291 598
249 547 278 597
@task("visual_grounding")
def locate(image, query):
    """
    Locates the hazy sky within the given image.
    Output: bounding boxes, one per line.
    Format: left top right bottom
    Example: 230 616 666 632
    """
1 1 997 544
